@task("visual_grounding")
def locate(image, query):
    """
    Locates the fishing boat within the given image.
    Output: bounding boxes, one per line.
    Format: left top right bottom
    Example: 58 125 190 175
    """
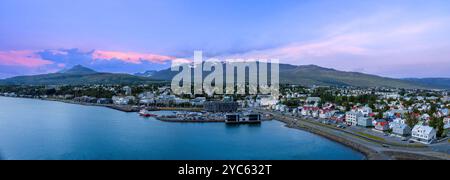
139 109 157 117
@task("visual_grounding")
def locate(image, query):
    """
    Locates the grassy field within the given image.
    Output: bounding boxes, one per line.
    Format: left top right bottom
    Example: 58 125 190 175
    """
355 132 386 142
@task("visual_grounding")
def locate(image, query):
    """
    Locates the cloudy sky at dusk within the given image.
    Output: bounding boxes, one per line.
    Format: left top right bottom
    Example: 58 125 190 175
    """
1 0 450 78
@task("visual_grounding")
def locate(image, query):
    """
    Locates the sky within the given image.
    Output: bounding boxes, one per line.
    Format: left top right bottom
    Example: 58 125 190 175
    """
1 0 450 78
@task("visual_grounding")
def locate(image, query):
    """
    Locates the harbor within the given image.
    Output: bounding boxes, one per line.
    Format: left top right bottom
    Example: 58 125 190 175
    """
152 110 271 124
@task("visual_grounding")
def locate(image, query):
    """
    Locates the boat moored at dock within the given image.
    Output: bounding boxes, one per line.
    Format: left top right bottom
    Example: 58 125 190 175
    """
139 109 158 117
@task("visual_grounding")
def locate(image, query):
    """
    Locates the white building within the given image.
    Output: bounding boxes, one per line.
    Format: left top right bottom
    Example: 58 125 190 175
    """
389 118 406 129
444 117 450 129
346 111 363 126
123 86 132 96
357 117 373 127
411 125 437 144
112 96 136 105
358 106 372 117
392 124 411 137
257 95 279 107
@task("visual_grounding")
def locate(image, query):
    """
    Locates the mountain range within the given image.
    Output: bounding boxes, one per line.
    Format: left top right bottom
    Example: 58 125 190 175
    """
1 64 449 89
0 65 160 85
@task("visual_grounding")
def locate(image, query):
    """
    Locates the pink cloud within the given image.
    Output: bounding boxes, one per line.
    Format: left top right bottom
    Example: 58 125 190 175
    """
0 50 53 67
92 50 173 64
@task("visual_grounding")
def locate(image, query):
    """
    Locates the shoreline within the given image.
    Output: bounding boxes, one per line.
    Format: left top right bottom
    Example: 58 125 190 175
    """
1 96 448 160
257 109 449 160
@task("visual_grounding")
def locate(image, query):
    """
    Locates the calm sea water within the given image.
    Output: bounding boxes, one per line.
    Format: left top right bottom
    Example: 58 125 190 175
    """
0 97 364 160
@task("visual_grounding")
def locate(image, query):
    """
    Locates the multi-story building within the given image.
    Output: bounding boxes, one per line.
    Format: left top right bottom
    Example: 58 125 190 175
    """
412 125 437 144
345 111 363 126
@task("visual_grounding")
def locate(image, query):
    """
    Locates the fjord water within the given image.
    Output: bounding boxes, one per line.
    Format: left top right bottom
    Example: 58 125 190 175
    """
0 97 364 160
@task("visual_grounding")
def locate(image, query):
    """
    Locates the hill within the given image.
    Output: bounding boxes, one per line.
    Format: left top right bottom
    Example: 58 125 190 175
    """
403 78 450 89
0 65 160 85
148 63 427 89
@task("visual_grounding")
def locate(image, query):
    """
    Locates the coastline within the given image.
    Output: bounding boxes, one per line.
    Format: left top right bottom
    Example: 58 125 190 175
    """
1 96 448 160
256 109 450 160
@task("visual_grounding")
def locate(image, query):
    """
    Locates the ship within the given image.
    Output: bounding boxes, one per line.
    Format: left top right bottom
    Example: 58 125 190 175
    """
139 109 158 117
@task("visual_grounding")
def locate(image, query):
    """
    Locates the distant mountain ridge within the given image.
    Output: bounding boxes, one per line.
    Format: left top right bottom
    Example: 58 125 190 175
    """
0 65 160 85
403 78 450 89
148 63 432 89
0 64 448 89
58 65 97 74
134 70 157 77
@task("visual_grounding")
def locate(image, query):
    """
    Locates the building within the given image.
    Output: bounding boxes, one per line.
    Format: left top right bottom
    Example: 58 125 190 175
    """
306 97 321 107
301 106 319 116
204 101 238 113
374 121 390 131
345 111 363 126
257 95 278 107
97 98 112 104
412 125 437 144
319 109 335 119
358 106 372 117
73 96 97 103
123 86 132 96
444 117 450 129
357 117 373 127
191 97 206 106
112 96 135 105
392 124 412 137
389 118 406 129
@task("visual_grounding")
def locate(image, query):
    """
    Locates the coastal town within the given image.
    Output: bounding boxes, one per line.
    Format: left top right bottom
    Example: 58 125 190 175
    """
1 84 449 159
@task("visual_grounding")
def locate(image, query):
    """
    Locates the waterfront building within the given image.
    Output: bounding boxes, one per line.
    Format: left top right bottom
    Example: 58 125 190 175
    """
74 96 97 103
97 98 112 104
112 96 135 105
301 106 319 116
345 111 363 126
319 109 335 119
392 124 412 137
191 97 206 106
204 101 238 113
412 125 437 144
357 117 373 127
374 121 390 131
225 113 261 124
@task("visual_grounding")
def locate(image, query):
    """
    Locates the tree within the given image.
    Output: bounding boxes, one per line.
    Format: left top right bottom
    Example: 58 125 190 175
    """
429 116 445 138
405 113 419 128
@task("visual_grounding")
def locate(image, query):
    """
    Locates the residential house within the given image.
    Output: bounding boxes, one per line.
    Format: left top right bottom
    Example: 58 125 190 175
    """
319 109 335 119
301 106 319 117
357 117 373 127
374 121 390 131
412 125 437 144
392 124 412 137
